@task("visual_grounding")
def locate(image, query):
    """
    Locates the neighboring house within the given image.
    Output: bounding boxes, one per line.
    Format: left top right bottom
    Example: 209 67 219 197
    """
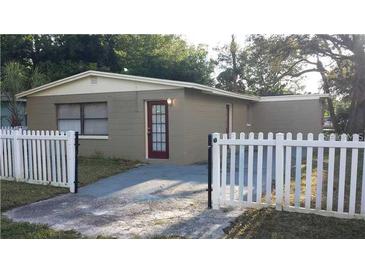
16 70 328 164
0 95 27 127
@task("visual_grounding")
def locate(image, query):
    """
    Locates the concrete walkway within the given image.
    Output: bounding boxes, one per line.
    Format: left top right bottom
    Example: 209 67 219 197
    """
5 164 242 239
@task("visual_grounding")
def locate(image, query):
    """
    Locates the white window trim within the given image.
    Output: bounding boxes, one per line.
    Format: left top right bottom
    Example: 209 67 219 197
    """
79 135 109 140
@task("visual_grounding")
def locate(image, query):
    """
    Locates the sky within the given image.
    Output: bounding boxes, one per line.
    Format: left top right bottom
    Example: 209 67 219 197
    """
182 33 322 94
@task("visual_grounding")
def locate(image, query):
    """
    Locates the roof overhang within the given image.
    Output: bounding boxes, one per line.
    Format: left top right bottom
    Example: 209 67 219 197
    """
16 70 260 101
259 94 329 102
15 70 329 103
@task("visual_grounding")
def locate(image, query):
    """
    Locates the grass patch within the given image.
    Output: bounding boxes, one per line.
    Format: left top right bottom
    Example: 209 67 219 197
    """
78 156 140 187
1 156 139 239
224 207 365 239
1 216 82 239
1 181 68 212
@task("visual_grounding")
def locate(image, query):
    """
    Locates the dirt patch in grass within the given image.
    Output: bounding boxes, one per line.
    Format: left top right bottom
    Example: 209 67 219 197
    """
224 207 365 239
1 157 139 239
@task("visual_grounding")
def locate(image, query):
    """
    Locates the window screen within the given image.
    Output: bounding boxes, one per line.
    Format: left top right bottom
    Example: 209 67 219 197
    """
57 104 81 133
83 103 108 135
57 102 108 135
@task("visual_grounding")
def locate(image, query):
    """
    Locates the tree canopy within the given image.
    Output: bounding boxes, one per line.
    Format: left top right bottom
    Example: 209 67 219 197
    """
0 34 215 86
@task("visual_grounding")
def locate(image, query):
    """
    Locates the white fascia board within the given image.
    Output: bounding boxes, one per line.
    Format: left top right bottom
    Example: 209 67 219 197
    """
259 94 330 102
16 69 326 103
16 70 260 101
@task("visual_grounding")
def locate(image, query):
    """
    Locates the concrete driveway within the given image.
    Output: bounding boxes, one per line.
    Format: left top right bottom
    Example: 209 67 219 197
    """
5 164 242 239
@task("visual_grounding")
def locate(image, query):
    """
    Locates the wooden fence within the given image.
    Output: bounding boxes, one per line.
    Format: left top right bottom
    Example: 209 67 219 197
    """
211 132 365 219
0 129 76 192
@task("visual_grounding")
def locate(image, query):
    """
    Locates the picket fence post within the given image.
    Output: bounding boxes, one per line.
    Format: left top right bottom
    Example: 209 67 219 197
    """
13 129 23 181
275 133 285 210
66 131 76 193
212 132 221 209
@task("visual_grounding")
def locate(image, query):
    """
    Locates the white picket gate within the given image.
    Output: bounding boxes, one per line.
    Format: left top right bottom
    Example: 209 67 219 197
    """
0 128 76 192
211 132 365 219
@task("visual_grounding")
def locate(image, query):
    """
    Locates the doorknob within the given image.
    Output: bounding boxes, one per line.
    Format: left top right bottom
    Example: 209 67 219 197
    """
147 127 151 135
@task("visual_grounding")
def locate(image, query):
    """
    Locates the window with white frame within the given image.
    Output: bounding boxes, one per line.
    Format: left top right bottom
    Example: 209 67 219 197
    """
57 102 108 135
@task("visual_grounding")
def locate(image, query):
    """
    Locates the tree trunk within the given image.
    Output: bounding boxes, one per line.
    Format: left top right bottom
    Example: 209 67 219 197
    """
347 35 365 134
316 59 340 133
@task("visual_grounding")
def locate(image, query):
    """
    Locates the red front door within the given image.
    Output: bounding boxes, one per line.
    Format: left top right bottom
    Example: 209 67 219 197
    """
147 101 169 159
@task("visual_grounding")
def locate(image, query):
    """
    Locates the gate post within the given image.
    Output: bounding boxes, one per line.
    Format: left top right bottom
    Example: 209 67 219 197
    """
74 131 80 193
207 134 213 209
212 133 221 209
275 133 285 210
66 131 76 193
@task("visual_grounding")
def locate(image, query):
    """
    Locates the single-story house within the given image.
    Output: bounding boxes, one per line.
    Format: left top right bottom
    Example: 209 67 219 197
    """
16 70 328 164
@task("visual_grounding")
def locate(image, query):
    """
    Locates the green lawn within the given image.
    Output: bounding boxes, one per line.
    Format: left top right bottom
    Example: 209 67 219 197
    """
1 156 139 239
224 207 365 239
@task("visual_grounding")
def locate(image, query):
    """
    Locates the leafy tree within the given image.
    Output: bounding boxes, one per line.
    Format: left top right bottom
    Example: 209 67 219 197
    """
1 62 27 126
216 35 304 95
114 35 214 85
215 35 245 92
29 67 49 88
0 35 33 67
216 34 365 133
1 34 215 85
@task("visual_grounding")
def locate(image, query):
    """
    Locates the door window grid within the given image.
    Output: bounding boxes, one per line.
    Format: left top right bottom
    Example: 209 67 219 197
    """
151 105 166 152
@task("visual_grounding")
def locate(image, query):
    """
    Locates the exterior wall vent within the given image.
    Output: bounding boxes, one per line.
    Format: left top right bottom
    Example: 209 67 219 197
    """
90 76 98 84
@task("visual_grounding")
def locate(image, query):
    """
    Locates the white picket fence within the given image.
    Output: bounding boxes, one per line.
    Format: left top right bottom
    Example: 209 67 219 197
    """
0 129 76 192
211 132 365 219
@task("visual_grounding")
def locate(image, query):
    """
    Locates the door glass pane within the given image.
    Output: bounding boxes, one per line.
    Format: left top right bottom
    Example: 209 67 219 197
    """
58 119 81 132
149 103 168 154
84 119 108 135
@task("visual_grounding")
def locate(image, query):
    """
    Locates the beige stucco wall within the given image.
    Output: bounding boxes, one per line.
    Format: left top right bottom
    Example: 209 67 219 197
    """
26 86 253 164
251 99 324 135
183 89 252 163
27 89 186 163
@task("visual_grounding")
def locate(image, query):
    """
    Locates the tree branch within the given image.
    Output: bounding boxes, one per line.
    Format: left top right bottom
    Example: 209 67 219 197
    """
284 68 319 78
